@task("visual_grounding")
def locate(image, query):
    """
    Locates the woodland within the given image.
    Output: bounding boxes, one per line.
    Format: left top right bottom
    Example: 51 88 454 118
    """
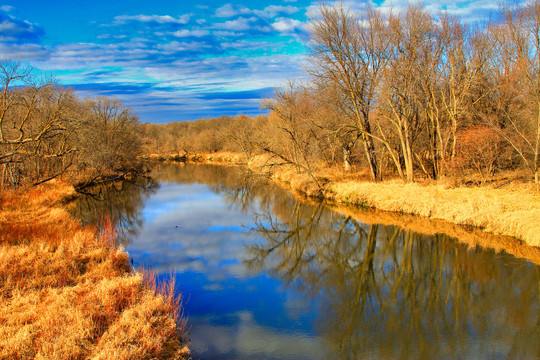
142 2 540 188
2 2 540 189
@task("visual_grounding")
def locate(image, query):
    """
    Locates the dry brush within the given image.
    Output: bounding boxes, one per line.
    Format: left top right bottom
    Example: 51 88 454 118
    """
0 181 189 360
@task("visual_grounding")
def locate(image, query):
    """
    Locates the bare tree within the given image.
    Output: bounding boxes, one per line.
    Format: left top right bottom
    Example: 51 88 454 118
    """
75 96 142 181
307 3 388 181
438 19 491 175
0 58 76 187
482 1 540 185
262 82 322 187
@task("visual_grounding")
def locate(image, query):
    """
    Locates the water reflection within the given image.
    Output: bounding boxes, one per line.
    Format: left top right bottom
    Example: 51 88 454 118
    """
72 176 159 243
74 163 540 360
248 204 540 359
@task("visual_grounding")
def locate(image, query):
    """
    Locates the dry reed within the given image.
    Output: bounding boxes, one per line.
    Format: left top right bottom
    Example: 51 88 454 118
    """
325 181 540 248
0 180 189 360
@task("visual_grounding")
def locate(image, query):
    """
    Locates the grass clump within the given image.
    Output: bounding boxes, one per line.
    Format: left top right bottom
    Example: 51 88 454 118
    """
0 180 189 360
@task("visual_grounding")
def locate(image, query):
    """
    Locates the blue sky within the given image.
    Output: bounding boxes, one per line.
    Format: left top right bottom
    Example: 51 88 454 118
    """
1 0 506 123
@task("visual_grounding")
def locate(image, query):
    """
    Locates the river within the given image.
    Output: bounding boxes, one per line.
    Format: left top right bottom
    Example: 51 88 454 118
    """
73 163 540 360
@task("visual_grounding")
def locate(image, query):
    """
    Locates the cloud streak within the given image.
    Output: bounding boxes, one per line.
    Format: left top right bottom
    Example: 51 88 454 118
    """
0 0 518 122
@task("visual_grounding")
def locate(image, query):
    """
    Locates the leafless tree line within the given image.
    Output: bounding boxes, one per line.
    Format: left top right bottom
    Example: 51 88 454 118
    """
141 1 540 186
264 1 540 184
140 114 268 157
0 58 142 188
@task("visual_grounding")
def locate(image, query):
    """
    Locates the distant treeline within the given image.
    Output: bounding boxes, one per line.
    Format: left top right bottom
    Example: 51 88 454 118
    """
0 59 142 188
143 1 540 185
140 115 267 158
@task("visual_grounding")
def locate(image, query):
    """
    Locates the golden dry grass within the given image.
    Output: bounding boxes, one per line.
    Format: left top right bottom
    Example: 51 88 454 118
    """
326 181 540 248
0 181 189 360
147 152 248 165
330 205 540 265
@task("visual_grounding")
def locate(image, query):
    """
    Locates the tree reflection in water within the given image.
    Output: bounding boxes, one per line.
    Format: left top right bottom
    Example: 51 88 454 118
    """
72 176 159 244
246 201 540 360
72 164 539 359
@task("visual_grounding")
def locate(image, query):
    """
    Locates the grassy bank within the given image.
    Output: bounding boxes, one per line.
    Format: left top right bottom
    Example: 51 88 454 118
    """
0 181 189 359
151 152 540 249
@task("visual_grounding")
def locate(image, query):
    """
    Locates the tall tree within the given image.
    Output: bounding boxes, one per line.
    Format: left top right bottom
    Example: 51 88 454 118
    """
76 96 142 179
484 1 540 185
307 4 388 181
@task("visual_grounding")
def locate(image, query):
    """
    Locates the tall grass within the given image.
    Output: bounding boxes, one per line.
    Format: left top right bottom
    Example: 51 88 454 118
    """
325 181 540 248
0 180 189 360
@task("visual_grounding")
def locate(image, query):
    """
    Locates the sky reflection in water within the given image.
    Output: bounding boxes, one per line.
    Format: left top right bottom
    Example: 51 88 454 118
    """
77 164 540 360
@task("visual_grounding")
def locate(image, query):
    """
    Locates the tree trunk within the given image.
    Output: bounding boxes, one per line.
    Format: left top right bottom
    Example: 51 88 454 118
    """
363 116 380 181
363 137 379 181
343 147 352 172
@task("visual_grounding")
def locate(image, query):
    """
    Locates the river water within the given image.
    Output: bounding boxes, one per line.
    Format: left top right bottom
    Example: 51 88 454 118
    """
73 163 540 360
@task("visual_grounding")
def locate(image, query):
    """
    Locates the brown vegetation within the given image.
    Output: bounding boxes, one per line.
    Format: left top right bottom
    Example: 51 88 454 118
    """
0 181 189 360
141 1 540 189
325 180 540 248
140 115 266 158
138 1 540 252
0 58 143 189
250 155 540 248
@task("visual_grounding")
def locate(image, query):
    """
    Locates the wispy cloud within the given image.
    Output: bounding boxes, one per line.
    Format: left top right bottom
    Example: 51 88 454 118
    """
272 17 304 34
112 14 191 25
0 5 14 13
216 4 300 19
0 11 44 44
215 4 251 18
0 0 513 122
171 29 211 38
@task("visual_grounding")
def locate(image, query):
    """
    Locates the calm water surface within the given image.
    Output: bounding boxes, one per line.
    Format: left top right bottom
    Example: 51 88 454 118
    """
74 163 540 360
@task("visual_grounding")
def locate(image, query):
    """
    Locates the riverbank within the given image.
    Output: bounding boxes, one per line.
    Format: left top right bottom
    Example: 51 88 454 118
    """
151 152 540 249
0 181 189 359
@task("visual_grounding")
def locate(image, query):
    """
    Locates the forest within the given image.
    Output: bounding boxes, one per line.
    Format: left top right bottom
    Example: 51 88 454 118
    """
142 1 540 187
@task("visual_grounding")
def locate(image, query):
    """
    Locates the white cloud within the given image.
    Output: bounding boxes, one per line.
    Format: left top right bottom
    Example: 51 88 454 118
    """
172 29 210 38
113 14 191 25
255 5 299 18
97 34 127 40
157 40 212 53
215 4 251 18
0 5 14 12
213 30 237 37
216 4 300 19
272 18 304 33
0 42 48 60
313 0 503 22
215 4 237 17
217 17 259 31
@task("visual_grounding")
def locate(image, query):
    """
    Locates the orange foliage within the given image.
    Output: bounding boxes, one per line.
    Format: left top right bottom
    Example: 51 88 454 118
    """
456 127 505 180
